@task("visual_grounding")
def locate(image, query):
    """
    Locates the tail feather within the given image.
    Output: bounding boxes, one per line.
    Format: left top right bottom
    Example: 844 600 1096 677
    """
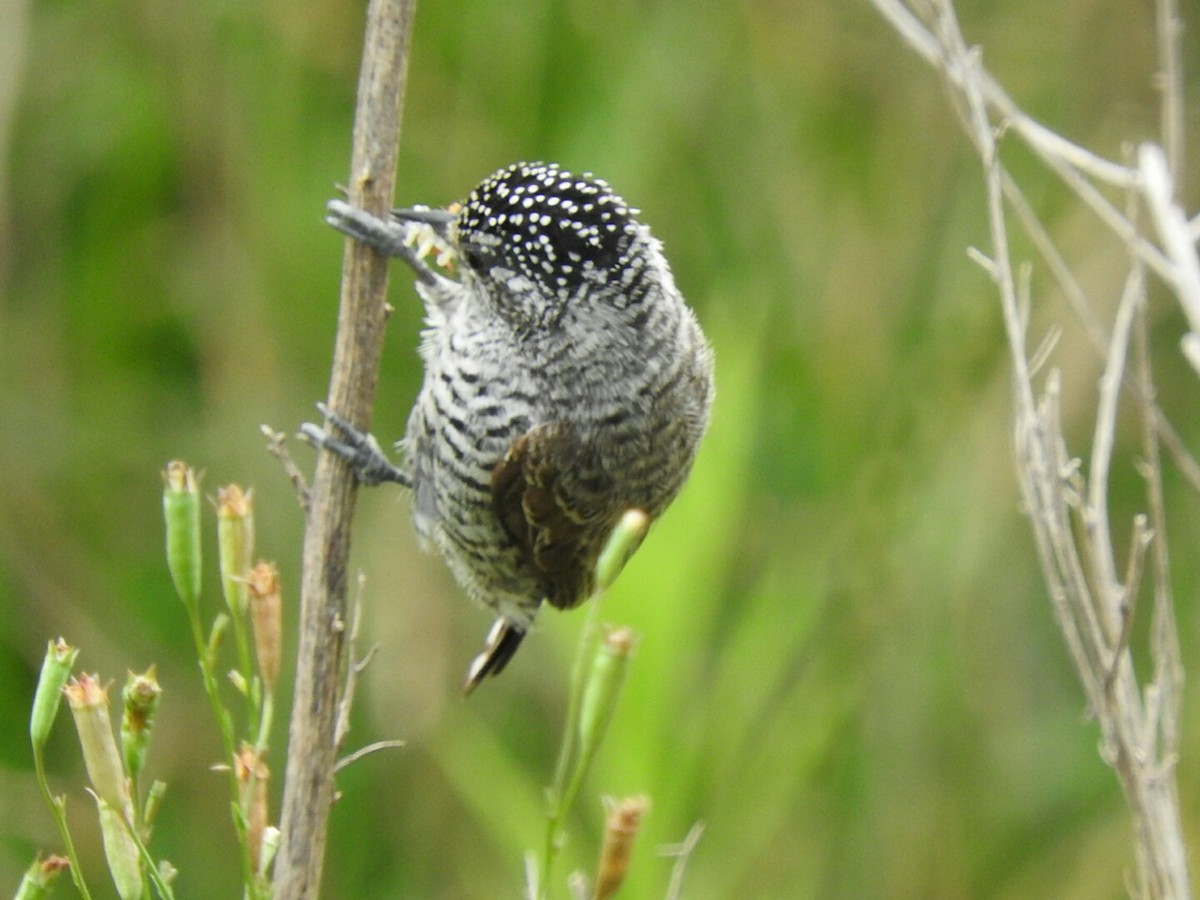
463 618 527 694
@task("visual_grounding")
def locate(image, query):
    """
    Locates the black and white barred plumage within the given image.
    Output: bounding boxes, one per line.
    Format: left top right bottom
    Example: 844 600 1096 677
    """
310 162 713 691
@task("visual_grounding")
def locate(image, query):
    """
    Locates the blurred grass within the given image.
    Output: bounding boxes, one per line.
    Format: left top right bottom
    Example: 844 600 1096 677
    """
2 0 1200 897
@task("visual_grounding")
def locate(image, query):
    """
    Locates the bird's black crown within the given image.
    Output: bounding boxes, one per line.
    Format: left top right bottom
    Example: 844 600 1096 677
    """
454 162 643 295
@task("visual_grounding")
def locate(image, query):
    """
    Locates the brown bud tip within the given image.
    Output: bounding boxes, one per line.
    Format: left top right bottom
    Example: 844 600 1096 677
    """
594 795 651 900
40 855 70 876
247 561 282 690
215 484 254 518
601 626 637 657
235 744 271 873
163 460 199 493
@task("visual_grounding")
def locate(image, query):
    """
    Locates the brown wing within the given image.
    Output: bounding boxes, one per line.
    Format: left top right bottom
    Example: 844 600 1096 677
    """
491 422 614 610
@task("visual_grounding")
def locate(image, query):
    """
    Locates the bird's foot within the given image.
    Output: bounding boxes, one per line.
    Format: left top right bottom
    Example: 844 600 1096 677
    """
300 402 410 488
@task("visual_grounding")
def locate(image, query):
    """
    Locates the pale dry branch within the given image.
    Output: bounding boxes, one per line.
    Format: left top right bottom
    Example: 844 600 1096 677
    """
261 424 312 510
334 572 379 751
874 1 1194 895
1140 145 1200 374
334 739 407 775
660 821 705 900
999 173 1200 495
1084 271 1142 636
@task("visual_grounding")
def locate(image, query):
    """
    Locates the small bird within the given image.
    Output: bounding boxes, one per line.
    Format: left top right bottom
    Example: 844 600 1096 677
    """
306 162 714 692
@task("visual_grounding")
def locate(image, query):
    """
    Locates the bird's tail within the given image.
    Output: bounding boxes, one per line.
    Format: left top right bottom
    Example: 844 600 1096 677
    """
463 618 527 694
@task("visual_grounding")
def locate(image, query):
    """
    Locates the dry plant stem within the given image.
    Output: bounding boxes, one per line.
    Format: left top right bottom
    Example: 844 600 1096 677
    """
261 424 312 510
1134 272 1184 789
331 572 402 777
901 1 1192 894
333 739 406 774
1140 145 1200 374
999 174 1200 496
661 822 705 900
334 572 370 751
273 1 416 897
1156 0 1185 184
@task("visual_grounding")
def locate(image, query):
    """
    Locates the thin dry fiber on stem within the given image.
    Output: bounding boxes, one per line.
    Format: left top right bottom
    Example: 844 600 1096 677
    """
872 0 1194 896
273 0 417 898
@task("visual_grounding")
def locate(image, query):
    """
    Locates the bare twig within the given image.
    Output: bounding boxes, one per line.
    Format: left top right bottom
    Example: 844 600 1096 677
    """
1084 270 1141 637
1134 266 1185 768
1156 0 1185 184
334 572 378 750
272 1 417 897
261 424 312 510
1000 172 1200 495
1104 514 1151 692
1139 144 1200 375
334 739 407 775
660 821 705 900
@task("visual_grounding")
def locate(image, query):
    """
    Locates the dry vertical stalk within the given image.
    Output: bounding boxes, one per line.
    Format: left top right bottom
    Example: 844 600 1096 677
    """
273 0 417 897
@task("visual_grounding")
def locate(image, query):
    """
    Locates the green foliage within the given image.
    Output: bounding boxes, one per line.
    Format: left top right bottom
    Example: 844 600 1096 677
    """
3 1 1199 897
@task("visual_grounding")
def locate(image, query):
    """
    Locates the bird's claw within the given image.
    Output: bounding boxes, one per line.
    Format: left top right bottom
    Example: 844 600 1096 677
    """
300 403 410 488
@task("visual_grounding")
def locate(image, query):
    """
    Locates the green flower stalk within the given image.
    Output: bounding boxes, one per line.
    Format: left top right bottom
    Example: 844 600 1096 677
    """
578 627 636 757
537 509 651 900
65 675 130 817
31 638 78 751
15 854 69 900
95 798 141 900
144 779 168 832
31 642 91 900
540 626 638 898
162 462 202 608
121 667 162 782
216 485 255 619
67 675 143 899
594 509 650 593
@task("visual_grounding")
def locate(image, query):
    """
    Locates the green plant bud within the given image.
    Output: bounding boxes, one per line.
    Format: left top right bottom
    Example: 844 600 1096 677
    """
15 854 69 900
207 613 230 661
594 509 650 593
96 797 141 900
216 485 255 618
158 859 178 887
162 461 202 606
65 675 129 814
121 667 162 780
578 627 637 757
30 637 78 751
145 779 168 831
259 825 281 876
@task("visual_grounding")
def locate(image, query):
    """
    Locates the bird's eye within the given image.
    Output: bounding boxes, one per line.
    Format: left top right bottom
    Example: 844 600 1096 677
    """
461 247 486 272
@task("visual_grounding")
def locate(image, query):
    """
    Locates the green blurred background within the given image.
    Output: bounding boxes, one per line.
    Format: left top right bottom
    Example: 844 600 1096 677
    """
3 0 1200 896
